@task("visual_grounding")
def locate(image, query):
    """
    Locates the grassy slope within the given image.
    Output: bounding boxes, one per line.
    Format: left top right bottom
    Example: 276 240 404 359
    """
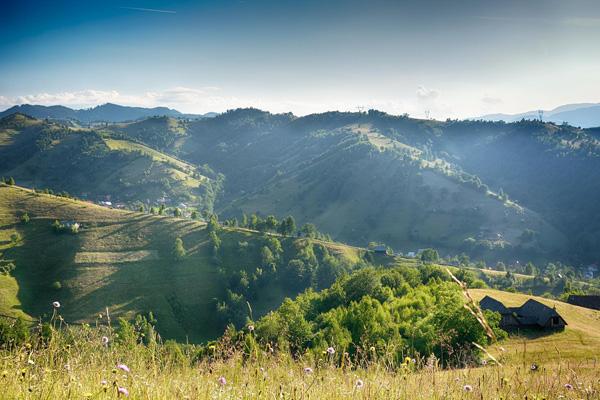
0 185 359 342
0 115 209 206
229 125 565 256
471 288 600 362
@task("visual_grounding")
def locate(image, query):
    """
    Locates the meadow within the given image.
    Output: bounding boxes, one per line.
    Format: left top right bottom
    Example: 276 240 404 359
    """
0 311 598 399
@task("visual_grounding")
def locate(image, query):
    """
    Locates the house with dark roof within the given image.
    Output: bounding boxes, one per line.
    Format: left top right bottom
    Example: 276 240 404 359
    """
480 295 567 330
567 295 600 311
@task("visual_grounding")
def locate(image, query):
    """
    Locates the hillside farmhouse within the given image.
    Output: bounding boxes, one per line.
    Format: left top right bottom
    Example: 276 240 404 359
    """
480 296 567 330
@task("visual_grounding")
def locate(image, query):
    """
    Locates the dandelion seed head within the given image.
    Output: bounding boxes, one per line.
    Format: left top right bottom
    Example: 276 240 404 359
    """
463 384 473 392
565 384 573 390
326 347 335 355
304 367 313 374
355 379 364 389
52 301 61 308
102 336 109 345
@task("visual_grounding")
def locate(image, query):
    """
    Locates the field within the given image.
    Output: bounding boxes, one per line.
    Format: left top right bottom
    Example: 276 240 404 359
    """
0 310 598 399
0 185 360 342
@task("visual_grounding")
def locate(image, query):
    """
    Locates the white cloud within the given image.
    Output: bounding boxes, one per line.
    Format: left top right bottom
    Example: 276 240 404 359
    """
0 88 238 114
482 96 503 105
416 85 440 102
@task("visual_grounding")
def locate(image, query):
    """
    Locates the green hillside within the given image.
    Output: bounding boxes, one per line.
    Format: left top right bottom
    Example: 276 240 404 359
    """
0 114 217 210
4 109 600 268
0 184 361 342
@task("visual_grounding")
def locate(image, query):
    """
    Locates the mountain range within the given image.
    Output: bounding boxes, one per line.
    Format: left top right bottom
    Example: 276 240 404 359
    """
0 103 217 123
477 103 600 128
2 108 600 267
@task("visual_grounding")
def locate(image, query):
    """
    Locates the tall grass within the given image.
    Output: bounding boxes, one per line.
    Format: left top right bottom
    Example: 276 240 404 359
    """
1 316 598 399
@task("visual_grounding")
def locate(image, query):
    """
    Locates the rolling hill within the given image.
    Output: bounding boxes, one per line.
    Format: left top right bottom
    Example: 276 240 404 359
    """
0 113 218 210
0 103 216 123
0 184 362 342
478 102 600 128
4 108 600 267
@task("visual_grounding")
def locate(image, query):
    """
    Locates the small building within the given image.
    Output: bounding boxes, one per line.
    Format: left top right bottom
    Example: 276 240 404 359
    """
372 245 389 254
480 295 567 330
567 295 600 311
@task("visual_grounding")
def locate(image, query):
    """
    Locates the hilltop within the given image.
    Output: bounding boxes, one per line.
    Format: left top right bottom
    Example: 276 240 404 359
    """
0 103 216 123
0 113 219 211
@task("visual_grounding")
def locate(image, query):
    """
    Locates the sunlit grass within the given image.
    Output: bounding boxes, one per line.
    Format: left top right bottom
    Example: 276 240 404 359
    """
1 317 599 400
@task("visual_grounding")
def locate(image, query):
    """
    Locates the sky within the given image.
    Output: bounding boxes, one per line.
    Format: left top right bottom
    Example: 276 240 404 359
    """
1 0 599 118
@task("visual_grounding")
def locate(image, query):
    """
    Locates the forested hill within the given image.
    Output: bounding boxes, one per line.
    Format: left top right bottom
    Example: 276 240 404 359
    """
2 109 600 265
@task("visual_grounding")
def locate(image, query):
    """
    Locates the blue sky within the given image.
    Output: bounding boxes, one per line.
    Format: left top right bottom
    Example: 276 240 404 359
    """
1 0 599 117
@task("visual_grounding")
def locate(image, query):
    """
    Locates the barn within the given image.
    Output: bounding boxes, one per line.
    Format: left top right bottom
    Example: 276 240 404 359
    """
480 296 567 330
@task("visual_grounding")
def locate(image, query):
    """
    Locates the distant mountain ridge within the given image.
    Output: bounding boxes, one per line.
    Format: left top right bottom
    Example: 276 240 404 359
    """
477 103 600 128
0 103 217 123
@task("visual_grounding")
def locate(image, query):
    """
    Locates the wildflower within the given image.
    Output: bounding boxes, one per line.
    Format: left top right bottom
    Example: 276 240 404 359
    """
27 359 35 365
52 301 61 308
463 384 473 392
530 363 538 371
404 357 412 364
64 364 70 371
355 379 364 389
117 387 129 397
304 367 313 374
247 324 255 332
101 380 108 386
218 376 227 386
481 359 488 366
369 346 376 352
326 347 335 355
565 384 573 390
102 336 109 345
117 364 130 373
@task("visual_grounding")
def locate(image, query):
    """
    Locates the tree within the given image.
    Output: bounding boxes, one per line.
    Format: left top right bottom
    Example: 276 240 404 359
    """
172 237 186 261
209 231 221 256
7 177 15 186
524 262 537 276
420 248 439 263
158 204 166 215
301 223 317 238
207 214 219 232
173 208 182 217
278 216 296 236
265 215 278 232
20 212 30 224
191 210 198 220
10 233 20 245
138 205 145 213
